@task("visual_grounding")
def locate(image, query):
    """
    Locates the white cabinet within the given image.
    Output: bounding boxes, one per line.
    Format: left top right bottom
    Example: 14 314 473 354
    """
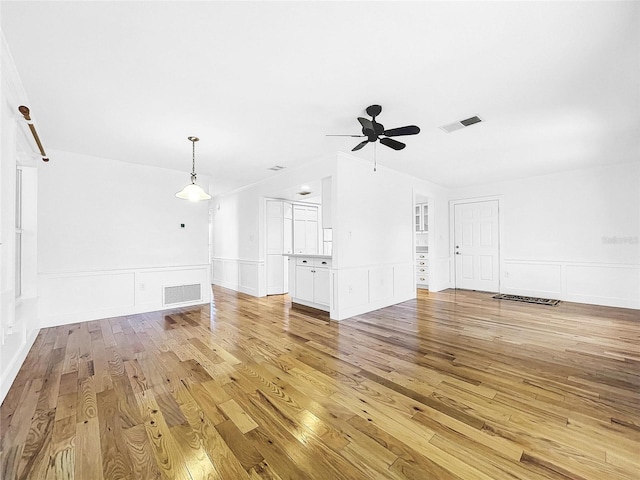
290 256 331 311
416 252 428 288
415 203 428 232
267 254 287 293
284 203 293 254
415 202 429 288
293 205 319 254
266 200 293 294
266 201 284 254
295 264 315 303
313 267 330 305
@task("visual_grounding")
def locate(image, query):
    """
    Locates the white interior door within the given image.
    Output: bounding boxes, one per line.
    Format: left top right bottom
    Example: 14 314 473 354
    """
454 200 500 292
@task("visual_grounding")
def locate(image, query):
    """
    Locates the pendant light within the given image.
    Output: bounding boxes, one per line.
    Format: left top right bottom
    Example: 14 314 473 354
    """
176 136 211 201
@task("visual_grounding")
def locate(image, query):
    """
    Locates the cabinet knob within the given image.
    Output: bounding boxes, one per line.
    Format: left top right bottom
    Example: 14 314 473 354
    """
321 261 327 265
302 260 307 263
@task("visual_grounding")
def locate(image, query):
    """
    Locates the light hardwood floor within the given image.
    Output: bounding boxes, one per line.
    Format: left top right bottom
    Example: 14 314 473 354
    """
1 287 639 479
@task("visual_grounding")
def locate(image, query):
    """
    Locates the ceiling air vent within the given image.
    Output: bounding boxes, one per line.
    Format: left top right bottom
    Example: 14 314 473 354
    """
439 115 483 133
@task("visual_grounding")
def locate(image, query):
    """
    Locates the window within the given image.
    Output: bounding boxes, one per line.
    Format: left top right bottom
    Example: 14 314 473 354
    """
15 168 23 299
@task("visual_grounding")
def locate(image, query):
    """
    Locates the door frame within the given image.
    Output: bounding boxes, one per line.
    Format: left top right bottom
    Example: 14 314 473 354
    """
449 195 504 292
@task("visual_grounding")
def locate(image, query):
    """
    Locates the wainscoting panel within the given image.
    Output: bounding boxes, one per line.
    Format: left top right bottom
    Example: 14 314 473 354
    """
500 260 639 309
332 262 415 321
566 264 639 309
212 258 262 296
39 264 211 327
502 261 563 298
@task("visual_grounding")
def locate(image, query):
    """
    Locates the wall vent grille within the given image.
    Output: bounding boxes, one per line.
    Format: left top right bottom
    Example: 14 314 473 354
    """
164 284 201 305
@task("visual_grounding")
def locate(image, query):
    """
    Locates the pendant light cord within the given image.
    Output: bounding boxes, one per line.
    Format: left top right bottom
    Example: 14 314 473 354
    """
190 137 197 183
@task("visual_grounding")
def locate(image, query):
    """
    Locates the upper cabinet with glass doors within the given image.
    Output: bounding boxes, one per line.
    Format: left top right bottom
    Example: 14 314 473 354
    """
415 203 428 232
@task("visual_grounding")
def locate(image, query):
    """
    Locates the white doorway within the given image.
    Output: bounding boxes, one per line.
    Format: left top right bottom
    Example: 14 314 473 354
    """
453 199 500 292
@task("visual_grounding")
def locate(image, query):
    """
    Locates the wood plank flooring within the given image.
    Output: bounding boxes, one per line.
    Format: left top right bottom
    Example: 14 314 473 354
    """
1 287 639 479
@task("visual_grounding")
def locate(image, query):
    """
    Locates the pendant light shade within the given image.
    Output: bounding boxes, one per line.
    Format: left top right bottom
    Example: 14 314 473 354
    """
176 136 211 201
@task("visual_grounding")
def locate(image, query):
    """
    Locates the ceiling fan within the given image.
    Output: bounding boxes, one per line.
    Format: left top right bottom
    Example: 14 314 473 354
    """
328 104 420 152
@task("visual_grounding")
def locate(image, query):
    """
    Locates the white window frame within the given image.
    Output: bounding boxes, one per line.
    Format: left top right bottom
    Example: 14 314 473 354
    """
15 167 23 299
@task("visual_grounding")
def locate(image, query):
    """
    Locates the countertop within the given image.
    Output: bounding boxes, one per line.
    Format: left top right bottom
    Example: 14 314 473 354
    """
283 253 332 259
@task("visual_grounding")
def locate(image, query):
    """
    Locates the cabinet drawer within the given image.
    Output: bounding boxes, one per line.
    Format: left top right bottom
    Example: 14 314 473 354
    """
313 258 331 268
416 274 429 284
416 260 427 267
295 257 332 268
416 253 428 260
416 267 428 274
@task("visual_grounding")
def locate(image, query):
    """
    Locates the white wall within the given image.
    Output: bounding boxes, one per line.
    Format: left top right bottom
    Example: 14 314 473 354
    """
330 154 449 319
211 151 450 319
211 155 338 296
38 150 212 326
449 161 640 308
0 33 40 404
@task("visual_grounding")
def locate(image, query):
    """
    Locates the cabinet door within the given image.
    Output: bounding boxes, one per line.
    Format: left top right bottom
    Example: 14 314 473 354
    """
267 254 285 294
293 205 307 220
293 219 306 253
422 204 428 232
306 206 318 222
266 201 284 254
313 268 330 306
305 220 318 254
266 215 284 253
283 216 293 254
284 202 293 219
295 266 314 302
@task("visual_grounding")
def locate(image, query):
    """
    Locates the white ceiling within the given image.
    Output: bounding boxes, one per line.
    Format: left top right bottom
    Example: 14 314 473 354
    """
2 1 638 197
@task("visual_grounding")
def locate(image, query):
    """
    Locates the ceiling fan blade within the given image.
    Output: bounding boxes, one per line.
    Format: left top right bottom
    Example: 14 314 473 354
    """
352 140 369 151
380 137 406 150
358 117 375 133
326 134 366 137
383 125 420 137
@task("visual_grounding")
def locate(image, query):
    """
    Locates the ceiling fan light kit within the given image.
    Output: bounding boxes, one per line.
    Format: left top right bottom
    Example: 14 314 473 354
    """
175 136 211 202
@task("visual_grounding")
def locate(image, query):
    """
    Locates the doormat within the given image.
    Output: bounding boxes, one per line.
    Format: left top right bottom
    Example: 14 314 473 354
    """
493 294 560 306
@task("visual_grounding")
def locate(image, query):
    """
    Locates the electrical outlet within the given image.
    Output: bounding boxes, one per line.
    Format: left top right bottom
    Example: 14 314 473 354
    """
139 283 146 291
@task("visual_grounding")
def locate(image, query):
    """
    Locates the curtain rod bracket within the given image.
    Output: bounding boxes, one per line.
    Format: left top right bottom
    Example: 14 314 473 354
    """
18 105 49 162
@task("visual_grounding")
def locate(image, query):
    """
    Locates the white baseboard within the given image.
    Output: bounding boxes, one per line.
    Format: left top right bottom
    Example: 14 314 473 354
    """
1 328 39 405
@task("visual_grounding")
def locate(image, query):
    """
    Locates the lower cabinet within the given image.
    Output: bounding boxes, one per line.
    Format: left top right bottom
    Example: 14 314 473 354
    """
289 256 331 312
416 250 429 289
